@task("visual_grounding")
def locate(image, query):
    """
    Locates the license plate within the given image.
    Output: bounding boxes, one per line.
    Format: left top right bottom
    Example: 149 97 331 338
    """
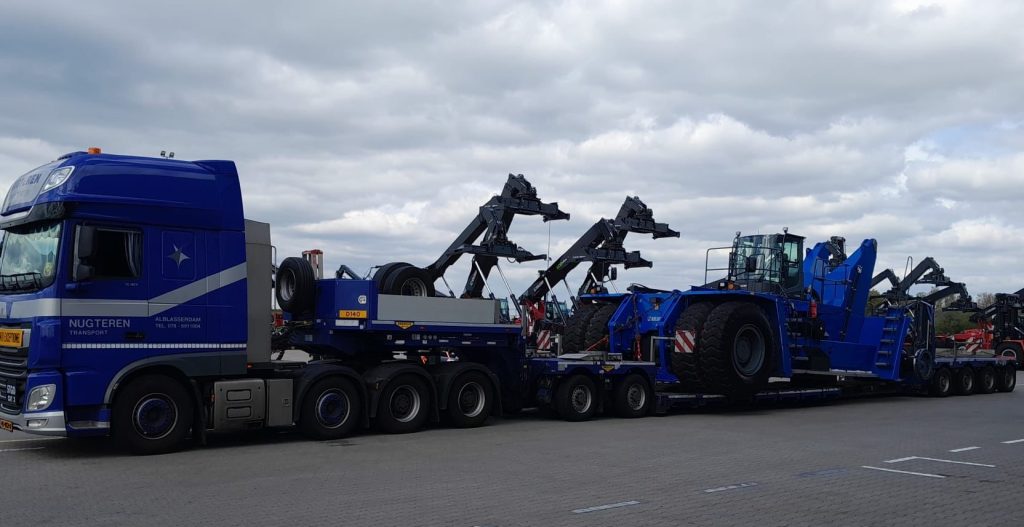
0 329 23 348
0 419 13 433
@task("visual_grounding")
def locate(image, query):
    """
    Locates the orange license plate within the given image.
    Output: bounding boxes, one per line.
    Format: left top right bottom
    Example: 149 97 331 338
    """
0 419 13 433
0 329 23 348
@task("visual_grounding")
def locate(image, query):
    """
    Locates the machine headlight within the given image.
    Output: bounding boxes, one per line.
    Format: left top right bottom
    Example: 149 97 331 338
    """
27 384 56 411
41 166 74 192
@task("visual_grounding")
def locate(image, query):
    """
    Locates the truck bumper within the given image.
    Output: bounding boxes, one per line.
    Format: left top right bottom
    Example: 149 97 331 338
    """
1 410 67 436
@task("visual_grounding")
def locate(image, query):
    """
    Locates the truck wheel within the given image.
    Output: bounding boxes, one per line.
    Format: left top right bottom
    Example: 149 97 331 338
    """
996 343 1023 370
376 375 430 433
112 374 194 455
446 371 493 428
582 303 619 353
953 367 975 395
381 263 435 297
275 257 316 314
996 366 1017 392
299 377 361 440
975 366 996 394
555 374 598 421
612 373 652 418
561 303 598 353
700 302 773 396
670 303 715 390
929 367 952 397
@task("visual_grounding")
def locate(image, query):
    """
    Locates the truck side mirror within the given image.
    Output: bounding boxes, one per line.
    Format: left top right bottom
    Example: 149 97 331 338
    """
609 267 617 281
74 263 95 282
745 255 758 273
77 225 97 259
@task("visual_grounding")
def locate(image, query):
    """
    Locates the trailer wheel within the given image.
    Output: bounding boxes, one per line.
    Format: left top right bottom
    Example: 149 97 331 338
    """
996 342 1023 370
562 303 598 353
612 373 652 418
975 366 996 394
670 303 715 390
112 374 194 455
554 374 598 422
996 366 1017 392
376 375 430 433
275 257 316 314
446 371 493 428
380 263 435 297
299 377 361 440
582 303 619 353
929 367 952 397
953 367 975 395
700 302 773 396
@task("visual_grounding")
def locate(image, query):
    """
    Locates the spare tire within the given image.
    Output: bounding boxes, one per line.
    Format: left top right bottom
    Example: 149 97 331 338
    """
372 262 406 291
276 257 316 314
382 263 435 297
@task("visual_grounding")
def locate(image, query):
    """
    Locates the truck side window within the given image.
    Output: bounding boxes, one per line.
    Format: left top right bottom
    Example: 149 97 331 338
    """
87 228 143 279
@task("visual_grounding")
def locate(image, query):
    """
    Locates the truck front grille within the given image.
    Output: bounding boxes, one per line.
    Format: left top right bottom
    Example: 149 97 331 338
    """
0 325 29 414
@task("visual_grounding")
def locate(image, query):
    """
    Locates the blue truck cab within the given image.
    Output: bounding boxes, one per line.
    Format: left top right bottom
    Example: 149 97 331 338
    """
0 150 260 446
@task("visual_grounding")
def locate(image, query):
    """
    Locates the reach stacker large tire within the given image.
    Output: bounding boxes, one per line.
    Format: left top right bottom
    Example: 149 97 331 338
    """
929 367 952 397
670 302 715 390
953 367 975 395
612 373 652 418
996 366 1017 392
996 342 1023 370
299 377 362 440
581 303 619 353
555 374 598 421
562 303 599 353
376 375 431 433
373 262 436 297
112 374 194 455
446 371 494 428
699 302 773 396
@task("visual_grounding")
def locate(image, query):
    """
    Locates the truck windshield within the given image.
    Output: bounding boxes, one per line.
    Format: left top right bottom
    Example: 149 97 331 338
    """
0 220 61 291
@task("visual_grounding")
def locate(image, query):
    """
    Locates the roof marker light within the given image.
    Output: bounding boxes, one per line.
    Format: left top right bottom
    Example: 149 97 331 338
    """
87 147 102 154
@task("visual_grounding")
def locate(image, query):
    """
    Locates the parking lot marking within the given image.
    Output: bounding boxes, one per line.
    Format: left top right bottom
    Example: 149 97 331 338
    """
861 466 945 479
0 437 62 444
704 482 758 493
1001 438 1024 444
0 447 46 453
885 456 994 468
572 500 640 514
949 446 980 452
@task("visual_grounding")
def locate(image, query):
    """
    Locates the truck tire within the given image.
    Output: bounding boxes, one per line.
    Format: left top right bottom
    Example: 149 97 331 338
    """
299 377 361 440
699 302 773 396
554 374 598 421
446 371 493 428
581 303 619 353
996 366 1017 392
112 374 194 455
381 263 435 297
996 342 1023 370
612 373 652 418
561 304 598 353
953 367 975 395
376 374 430 433
929 367 952 397
670 303 715 390
275 257 316 314
975 366 996 394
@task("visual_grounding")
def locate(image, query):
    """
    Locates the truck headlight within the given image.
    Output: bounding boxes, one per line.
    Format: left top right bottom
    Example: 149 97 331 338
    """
42 166 74 192
27 384 56 411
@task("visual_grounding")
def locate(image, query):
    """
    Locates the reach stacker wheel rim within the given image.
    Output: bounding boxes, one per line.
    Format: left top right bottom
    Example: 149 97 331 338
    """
132 393 179 440
315 388 352 429
457 381 487 418
389 385 423 423
733 324 766 377
398 277 429 297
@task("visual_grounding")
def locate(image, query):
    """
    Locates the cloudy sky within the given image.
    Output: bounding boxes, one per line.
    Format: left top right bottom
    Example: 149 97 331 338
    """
2 0 1023 298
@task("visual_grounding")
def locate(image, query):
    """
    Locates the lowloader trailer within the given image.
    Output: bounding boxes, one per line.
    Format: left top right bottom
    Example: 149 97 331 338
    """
0 149 1011 454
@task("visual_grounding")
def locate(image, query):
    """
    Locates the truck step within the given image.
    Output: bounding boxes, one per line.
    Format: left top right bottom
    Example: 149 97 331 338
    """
875 362 890 368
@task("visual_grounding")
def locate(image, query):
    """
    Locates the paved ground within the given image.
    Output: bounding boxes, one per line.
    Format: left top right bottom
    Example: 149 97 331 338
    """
3 376 1023 526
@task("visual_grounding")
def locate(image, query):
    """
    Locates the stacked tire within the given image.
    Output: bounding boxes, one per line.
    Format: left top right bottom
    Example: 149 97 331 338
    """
372 262 435 297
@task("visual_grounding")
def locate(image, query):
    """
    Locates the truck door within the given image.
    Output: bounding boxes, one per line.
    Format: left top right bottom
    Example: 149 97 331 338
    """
148 229 208 346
